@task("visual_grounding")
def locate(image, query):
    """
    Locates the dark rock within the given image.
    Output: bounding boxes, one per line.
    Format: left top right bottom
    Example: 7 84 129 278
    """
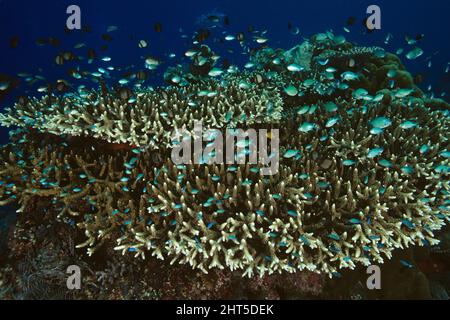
0 205 16 257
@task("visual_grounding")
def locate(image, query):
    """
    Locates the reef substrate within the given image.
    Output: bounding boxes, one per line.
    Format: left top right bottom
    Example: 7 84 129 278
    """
0 32 449 281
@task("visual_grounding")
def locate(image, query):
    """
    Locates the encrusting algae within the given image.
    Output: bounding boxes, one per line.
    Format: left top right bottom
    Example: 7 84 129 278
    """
0 32 449 278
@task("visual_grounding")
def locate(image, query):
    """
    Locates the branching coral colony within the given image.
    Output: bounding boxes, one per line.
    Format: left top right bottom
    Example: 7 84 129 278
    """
0 32 449 278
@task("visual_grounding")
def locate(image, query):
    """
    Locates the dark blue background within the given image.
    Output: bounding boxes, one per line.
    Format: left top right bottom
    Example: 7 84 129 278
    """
0 0 449 143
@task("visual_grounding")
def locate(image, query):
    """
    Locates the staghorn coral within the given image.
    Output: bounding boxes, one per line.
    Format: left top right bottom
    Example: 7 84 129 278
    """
312 46 385 66
0 200 324 299
0 77 283 149
0 33 449 279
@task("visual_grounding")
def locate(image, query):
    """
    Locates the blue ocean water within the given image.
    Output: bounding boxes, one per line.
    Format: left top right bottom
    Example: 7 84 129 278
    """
0 0 449 143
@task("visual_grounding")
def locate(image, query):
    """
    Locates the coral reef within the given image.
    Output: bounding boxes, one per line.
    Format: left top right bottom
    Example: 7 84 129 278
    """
0 202 324 299
0 32 449 281
0 203 447 299
0 78 283 148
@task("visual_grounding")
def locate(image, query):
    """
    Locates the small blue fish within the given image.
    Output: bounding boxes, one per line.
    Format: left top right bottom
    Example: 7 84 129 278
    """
399 120 418 129
284 85 298 96
353 88 368 99
400 259 414 268
406 47 423 60
325 117 340 128
439 151 450 158
370 117 392 129
298 122 317 133
395 89 414 98
328 233 340 241
287 210 298 217
343 159 356 166
419 144 430 154
287 64 304 72
173 203 183 209
250 167 259 173
402 219 415 229
374 49 386 58
299 235 310 246
401 166 414 174
341 71 359 81
370 127 384 135
297 105 310 115
318 181 330 189
283 149 299 158
435 165 450 174
378 159 392 168
324 101 338 112
368 147 384 158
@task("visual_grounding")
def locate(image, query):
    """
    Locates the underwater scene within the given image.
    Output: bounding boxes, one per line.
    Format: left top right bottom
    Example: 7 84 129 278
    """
0 0 449 303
